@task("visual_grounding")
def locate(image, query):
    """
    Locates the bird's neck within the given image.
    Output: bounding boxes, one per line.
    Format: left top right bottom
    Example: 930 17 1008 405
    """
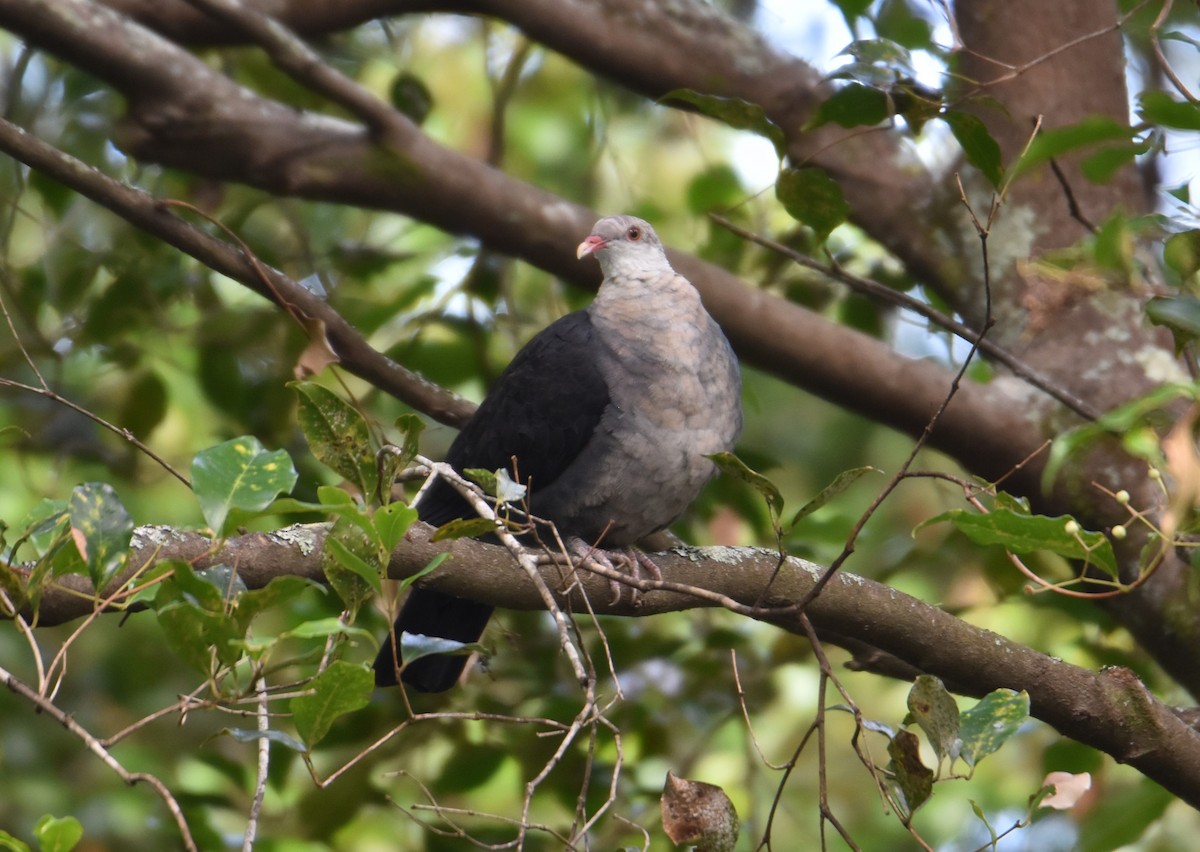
589 269 707 338
596 251 673 282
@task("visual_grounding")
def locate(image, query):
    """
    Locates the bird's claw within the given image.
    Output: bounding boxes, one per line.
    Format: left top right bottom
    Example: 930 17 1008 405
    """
567 538 662 605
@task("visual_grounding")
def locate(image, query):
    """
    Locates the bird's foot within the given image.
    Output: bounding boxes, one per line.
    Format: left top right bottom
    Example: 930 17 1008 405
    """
567 538 662 605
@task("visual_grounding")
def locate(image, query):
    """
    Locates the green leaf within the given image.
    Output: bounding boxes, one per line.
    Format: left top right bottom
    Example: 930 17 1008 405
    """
431 517 500 542
390 72 432 125
1081 140 1149 183
969 800 999 848
840 38 915 72
887 729 933 814
1138 90 1200 131
1009 116 1134 182
154 562 244 673
192 437 298 536
1076 778 1173 852
890 81 943 133
959 689 1029 768
462 467 526 504
907 675 961 764
775 167 849 243
67 482 133 592
33 815 82 852
196 564 247 599
464 467 498 496
1142 291 1200 348
874 0 933 49
380 414 426 503
163 561 226 611
941 110 1004 189
322 500 393 618
922 507 1118 578
16 503 84 600
660 89 786 160
231 575 317 635
291 661 373 747
17 498 69 559
993 491 1030 513
281 617 373 642
1092 212 1135 274
223 727 307 753
393 413 425 464
291 382 378 501
707 452 783 521
1163 230 1200 281
316 484 357 508
262 496 342 516
1045 384 1192 485
323 515 383 602
789 466 878 528
0 828 32 852
686 164 745 215
400 631 484 665
411 551 450 585
805 83 891 130
374 502 418 556
830 0 872 29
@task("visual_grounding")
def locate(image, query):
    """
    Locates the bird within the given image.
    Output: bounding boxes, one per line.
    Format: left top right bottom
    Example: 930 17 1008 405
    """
374 215 743 692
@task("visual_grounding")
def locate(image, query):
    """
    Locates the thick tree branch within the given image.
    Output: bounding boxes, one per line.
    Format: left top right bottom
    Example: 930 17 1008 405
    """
21 521 1200 809
99 0 946 293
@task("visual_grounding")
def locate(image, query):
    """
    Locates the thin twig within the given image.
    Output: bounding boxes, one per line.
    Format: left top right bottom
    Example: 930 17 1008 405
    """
710 215 1100 422
419 457 591 688
1048 157 1098 233
0 663 198 851
243 675 269 852
177 0 412 141
0 116 474 429
0 377 190 487
1148 0 1199 103
0 274 48 388
730 651 789 771
954 0 1152 98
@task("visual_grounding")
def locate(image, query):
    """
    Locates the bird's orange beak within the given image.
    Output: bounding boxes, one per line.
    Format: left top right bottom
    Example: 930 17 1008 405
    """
576 235 606 259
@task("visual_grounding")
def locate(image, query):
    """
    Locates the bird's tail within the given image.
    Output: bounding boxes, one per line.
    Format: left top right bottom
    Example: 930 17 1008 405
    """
373 588 494 692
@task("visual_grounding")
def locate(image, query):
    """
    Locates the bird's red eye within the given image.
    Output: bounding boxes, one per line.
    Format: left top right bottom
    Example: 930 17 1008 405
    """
626 226 641 240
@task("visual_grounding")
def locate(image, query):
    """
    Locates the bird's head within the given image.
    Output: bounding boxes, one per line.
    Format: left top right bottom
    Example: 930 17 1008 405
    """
576 215 673 279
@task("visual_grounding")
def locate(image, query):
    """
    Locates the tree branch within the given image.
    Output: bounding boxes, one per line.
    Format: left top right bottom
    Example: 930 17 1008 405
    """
0 114 474 428
98 0 947 294
0 661 199 850
19 521 1200 809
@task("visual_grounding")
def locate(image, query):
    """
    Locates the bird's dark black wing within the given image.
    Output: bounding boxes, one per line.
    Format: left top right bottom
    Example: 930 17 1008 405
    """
376 311 610 692
413 310 610 526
